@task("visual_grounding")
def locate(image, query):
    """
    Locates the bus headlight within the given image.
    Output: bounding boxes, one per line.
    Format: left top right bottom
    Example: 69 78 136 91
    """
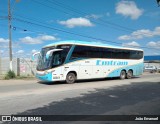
44 71 48 74
48 70 55 73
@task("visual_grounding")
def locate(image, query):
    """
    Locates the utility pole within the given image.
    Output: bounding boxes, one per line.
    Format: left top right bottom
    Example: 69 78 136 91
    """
8 0 13 71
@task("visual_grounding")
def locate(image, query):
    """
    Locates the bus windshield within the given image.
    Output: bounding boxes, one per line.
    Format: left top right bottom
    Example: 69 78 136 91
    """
37 45 71 71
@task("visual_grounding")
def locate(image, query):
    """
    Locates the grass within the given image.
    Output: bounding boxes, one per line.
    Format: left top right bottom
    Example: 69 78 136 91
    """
4 70 16 79
1 73 35 80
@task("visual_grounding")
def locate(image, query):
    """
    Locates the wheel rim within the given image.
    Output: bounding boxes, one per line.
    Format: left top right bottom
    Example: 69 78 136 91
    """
68 75 74 81
121 71 126 79
127 71 132 78
128 72 132 77
67 73 75 83
122 73 125 78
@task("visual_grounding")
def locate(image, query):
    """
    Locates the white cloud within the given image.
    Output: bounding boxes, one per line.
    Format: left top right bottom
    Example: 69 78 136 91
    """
154 27 160 35
0 37 21 49
118 26 160 40
132 29 153 38
31 49 38 54
16 50 24 54
85 14 102 19
115 1 143 20
39 35 56 41
20 36 42 44
147 41 160 49
86 13 110 19
118 35 131 40
122 41 140 48
20 35 57 44
58 17 94 28
0 38 9 43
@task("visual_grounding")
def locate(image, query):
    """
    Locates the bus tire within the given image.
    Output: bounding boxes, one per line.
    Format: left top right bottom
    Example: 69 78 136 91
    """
66 73 76 84
120 70 126 80
127 70 133 79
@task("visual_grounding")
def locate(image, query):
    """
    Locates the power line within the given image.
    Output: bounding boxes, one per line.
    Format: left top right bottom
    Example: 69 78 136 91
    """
12 17 160 51
33 0 160 38
47 0 136 32
0 15 157 51
10 0 159 40
32 0 71 15
13 12 132 40
11 24 159 52
12 25 47 34
13 17 120 44
50 0 160 38
12 26 75 40
33 0 132 33
3 0 158 51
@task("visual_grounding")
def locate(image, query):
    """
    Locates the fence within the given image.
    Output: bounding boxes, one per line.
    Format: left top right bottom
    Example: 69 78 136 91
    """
0 57 37 77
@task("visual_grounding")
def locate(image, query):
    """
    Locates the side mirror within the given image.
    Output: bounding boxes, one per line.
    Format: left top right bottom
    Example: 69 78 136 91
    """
46 49 63 59
32 52 40 61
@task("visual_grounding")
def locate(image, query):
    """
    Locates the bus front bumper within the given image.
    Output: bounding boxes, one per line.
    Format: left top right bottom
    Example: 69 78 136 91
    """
36 72 52 81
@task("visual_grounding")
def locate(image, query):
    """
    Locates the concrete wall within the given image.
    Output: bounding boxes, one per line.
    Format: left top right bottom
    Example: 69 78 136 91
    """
0 57 37 76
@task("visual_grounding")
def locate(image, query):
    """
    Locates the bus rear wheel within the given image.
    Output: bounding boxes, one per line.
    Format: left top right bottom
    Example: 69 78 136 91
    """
127 70 133 79
66 73 76 84
120 70 126 80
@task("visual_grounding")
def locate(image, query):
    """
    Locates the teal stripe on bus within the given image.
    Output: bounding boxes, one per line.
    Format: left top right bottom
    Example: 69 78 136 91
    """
107 63 144 77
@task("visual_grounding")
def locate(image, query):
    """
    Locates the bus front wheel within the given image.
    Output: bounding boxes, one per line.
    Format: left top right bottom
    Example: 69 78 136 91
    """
66 73 76 84
120 70 126 80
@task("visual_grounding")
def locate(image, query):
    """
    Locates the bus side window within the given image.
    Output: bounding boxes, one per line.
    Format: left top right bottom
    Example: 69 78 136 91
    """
70 46 87 59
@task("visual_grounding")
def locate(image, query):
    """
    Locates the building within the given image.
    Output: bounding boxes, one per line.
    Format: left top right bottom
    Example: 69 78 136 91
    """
144 55 160 68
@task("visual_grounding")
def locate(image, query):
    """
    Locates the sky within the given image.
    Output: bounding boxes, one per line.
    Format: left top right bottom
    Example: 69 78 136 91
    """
0 0 160 58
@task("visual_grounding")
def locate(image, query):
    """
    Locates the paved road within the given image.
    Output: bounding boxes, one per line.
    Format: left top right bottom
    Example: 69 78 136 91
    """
0 73 160 123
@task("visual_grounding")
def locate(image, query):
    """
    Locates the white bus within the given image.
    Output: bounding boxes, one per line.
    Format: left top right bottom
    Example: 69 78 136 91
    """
33 40 144 83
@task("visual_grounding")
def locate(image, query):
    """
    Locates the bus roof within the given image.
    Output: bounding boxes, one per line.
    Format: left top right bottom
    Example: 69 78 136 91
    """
44 40 143 51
